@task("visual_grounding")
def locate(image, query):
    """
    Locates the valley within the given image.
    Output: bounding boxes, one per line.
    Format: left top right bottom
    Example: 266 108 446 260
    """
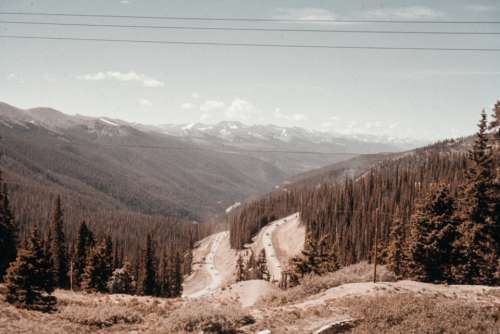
1 1 499 331
0 98 498 334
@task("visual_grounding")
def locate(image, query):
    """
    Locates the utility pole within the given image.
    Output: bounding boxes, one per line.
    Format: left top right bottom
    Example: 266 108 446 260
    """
373 215 378 284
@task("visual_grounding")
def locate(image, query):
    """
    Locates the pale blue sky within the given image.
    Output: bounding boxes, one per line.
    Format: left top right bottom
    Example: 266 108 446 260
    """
1 0 499 140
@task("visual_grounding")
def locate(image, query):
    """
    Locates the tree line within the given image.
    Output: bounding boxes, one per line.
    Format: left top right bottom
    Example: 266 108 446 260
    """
228 190 300 249
0 188 192 311
385 106 499 285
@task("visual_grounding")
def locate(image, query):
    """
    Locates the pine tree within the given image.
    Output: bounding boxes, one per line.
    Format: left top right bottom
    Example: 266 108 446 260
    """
287 235 320 286
244 250 256 280
103 235 114 285
159 250 172 297
256 249 270 281
107 260 135 294
317 235 339 274
454 111 498 285
172 251 183 297
183 248 193 276
48 196 69 288
287 234 339 286
0 173 17 281
386 212 408 279
5 226 56 312
235 254 245 282
113 241 123 271
74 221 95 287
407 183 458 283
136 234 156 296
81 240 110 293
488 101 500 255
490 100 500 132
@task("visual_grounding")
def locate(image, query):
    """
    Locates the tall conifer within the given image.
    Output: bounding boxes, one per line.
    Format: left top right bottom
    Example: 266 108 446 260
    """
386 211 408 279
454 111 498 285
136 234 156 296
159 250 172 297
103 235 114 285
81 240 110 293
172 251 183 297
407 183 458 283
48 196 69 288
74 221 95 287
235 254 245 282
256 249 270 281
5 226 56 312
0 173 17 280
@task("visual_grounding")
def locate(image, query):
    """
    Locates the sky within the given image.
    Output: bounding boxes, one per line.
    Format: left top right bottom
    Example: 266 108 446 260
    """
1 0 500 141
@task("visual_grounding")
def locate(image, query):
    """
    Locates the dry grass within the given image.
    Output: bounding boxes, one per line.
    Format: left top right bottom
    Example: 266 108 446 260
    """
2 273 499 334
58 305 142 328
0 287 180 334
261 262 395 306
160 300 254 333
341 293 500 334
0 286 256 334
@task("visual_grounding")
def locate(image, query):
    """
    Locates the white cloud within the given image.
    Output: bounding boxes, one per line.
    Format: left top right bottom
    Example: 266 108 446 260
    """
77 71 164 88
275 7 337 20
364 6 444 19
199 113 212 122
200 100 225 112
320 118 407 138
191 92 200 99
225 98 261 122
274 108 307 122
181 102 195 110
139 99 153 107
7 73 23 83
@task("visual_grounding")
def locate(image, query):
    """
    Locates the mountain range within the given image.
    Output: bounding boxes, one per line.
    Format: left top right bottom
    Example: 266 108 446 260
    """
0 101 420 220
142 121 422 175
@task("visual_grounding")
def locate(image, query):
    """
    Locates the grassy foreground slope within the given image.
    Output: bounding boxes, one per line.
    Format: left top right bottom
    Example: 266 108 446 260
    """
1 263 499 334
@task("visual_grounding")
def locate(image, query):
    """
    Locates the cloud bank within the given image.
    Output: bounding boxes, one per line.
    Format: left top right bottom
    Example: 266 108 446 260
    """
77 71 164 88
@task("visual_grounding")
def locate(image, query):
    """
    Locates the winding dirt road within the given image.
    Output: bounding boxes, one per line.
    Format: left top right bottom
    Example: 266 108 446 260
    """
259 212 301 282
183 231 227 298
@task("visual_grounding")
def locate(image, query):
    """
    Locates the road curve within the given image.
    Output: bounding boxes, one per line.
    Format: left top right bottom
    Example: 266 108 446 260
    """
260 213 300 282
184 231 227 298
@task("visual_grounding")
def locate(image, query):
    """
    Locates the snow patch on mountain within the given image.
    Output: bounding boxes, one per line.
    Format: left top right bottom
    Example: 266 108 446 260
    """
225 202 241 214
99 118 119 127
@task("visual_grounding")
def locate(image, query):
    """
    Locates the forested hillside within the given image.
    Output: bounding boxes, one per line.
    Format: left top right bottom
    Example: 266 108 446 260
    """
0 102 287 222
229 103 499 282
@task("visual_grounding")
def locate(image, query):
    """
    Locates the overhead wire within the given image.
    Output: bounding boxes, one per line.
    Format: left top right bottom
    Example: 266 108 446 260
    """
1 34 499 51
0 11 499 24
1 20 499 35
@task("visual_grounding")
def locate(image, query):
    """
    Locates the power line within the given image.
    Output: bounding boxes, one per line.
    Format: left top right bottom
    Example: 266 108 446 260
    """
0 11 499 24
1 34 500 51
3 20 500 35
1 20 499 35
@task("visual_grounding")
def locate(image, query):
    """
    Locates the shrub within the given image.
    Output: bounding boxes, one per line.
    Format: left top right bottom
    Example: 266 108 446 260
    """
162 301 255 333
343 294 500 334
263 262 395 305
59 305 143 328
107 263 135 294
